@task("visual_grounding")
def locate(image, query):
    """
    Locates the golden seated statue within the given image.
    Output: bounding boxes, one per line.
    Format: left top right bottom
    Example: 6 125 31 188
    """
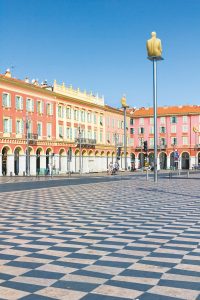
147 32 162 57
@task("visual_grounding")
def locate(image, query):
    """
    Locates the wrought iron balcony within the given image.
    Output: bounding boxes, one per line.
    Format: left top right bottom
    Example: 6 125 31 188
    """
117 142 123 147
75 138 97 148
160 144 167 149
135 146 143 151
28 133 38 145
28 133 38 140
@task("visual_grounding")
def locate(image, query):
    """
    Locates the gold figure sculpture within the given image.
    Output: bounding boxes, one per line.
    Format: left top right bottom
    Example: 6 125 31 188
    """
193 126 199 133
147 32 162 57
121 95 127 108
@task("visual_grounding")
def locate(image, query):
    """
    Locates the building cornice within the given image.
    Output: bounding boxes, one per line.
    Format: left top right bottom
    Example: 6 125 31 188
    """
0 76 105 110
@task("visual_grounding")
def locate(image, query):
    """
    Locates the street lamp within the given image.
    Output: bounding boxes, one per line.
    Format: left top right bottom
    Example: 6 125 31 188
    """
139 137 144 169
121 95 129 170
114 132 118 163
25 113 31 176
78 126 82 174
193 126 199 168
146 32 164 182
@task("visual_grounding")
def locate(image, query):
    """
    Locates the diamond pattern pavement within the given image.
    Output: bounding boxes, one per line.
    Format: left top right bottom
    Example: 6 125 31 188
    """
0 175 199 299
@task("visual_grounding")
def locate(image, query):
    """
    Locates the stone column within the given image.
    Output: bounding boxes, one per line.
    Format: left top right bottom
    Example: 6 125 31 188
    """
157 155 160 171
19 155 26 175
71 155 76 173
0 154 2 176
7 154 15 176
61 155 67 173
167 155 171 169
135 157 139 169
127 155 131 170
30 155 36 175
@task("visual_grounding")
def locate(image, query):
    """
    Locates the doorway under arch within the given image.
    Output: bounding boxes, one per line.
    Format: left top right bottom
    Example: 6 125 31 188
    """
2 147 10 176
14 147 21 175
131 153 135 171
46 148 52 170
36 148 42 174
75 150 80 173
159 152 167 169
182 152 190 169
138 152 145 168
59 149 65 172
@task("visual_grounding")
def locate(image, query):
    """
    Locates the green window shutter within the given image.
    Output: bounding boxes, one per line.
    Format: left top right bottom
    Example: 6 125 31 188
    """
9 119 12 133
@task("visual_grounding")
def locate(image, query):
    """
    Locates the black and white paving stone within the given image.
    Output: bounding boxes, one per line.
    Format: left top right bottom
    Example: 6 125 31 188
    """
0 174 199 299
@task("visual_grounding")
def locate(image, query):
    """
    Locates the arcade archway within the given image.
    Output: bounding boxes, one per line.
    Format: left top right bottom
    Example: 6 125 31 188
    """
2 146 10 176
14 147 22 175
159 152 167 169
36 148 42 173
182 152 190 169
138 152 145 168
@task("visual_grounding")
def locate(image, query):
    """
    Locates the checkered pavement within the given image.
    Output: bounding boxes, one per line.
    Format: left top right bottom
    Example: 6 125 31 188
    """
0 175 200 299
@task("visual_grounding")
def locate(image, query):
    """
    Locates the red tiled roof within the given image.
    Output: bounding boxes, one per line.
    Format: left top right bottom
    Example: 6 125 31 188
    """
131 105 200 117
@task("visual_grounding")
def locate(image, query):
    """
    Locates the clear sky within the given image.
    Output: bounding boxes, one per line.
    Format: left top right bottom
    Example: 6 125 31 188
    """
0 0 200 108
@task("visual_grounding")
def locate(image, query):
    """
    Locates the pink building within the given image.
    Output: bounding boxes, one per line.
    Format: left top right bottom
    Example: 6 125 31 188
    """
129 106 200 169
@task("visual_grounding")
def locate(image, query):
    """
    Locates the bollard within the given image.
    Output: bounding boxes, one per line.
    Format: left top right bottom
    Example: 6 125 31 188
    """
10 171 12 177
146 169 149 181
187 170 189 178
178 169 180 176
169 172 172 179
23 171 25 176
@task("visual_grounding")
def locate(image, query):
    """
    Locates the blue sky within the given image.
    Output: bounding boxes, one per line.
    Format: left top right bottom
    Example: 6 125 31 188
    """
0 0 200 108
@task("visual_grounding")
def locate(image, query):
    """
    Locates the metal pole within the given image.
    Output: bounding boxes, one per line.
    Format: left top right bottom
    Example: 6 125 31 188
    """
26 115 30 176
153 58 158 182
79 127 82 174
124 107 127 170
114 133 117 163
195 132 197 169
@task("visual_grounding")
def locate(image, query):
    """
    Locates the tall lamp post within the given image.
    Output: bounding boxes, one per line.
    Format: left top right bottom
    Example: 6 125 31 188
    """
78 126 82 174
25 113 30 176
114 132 118 163
146 32 164 182
193 126 199 168
121 96 129 170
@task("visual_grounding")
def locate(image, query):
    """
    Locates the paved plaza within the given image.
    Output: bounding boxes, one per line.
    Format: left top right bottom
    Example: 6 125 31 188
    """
0 174 200 300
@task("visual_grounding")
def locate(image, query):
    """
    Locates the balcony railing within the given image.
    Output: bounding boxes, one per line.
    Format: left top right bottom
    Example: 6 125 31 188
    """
149 145 167 150
160 144 167 149
28 133 38 145
75 138 97 147
28 133 38 140
135 146 143 151
117 142 123 147
135 144 167 151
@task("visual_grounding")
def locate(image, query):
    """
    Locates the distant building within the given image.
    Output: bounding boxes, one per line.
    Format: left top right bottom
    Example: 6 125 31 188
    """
129 106 200 169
